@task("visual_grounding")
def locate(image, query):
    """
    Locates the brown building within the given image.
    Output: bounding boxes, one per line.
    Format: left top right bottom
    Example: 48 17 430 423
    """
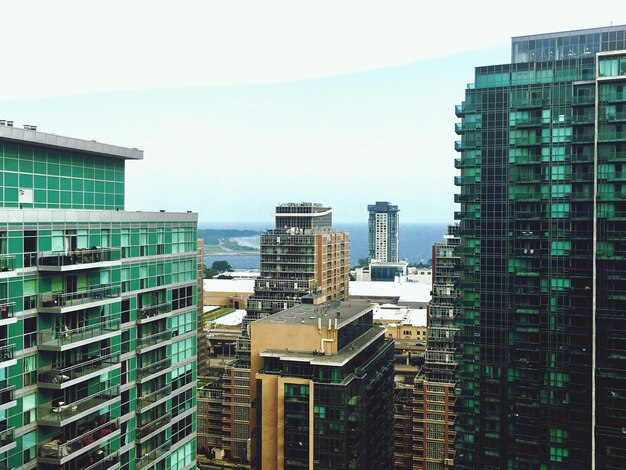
250 300 395 470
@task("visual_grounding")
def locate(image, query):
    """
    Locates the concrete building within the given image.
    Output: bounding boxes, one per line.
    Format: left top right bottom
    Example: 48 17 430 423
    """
373 303 427 342
454 24 626 468
367 201 399 263
0 123 198 470
247 202 350 316
251 300 395 470
412 226 460 469
202 278 254 310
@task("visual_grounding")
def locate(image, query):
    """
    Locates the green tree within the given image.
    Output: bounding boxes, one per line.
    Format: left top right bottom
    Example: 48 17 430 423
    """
204 260 233 279
352 257 370 269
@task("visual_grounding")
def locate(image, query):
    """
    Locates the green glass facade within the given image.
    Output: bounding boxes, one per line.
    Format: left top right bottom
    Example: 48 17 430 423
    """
454 25 626 469
0 127 198 470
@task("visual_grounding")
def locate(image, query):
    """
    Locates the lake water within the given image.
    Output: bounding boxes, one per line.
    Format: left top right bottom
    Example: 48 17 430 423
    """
204 222 450 270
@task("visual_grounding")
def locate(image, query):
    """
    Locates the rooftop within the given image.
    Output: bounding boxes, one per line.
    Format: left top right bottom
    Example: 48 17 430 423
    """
349 280 431 304
0 124 143 160
373 304 427 327
254 299 373 329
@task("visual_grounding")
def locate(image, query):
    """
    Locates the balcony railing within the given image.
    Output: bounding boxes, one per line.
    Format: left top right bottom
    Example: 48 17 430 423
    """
39 248 121 269
0 301 14 321
0 342 15 364
38 385 120 426
38 320 120 349
0 425 15 449
138 441 171 469
136 330 172 352
81 450 119 470
137 412 171 440
0 254 15 274
137 385 172 412
0 380 15 405
38 419 118 462
38 284 121 310
136 357 171 381
38 352 120 387
136 302 172 322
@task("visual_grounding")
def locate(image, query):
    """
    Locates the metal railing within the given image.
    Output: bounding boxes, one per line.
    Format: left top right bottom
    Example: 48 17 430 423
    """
0 343 15 363
136 330 172 351
38 320 120 348
38 248 121 267
0 425 14 448
38 385 119 424
38 352 120 386
38 284 120 309
138 441 171 469
81 451 119 470
0 379 15 404
0 301 14 321
136 357 171 380
0 254 15 273
38 419 118 460
137 385 172 412
136 302 171 321
137 412 171 439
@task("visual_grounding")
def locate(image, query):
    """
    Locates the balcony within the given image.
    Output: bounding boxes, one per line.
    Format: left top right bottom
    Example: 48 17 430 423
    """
38 352 120 389
0 380 16 412
0 301 15 327
0 254 16 279
38 385 120 427
0 342 16 368
80 450 120 470
38 284 121 313
38 320 121 351
38 248 121 272
137 412 171 442
0 425 15 454
136 357 171 383
136 302 172 323
38 418 119 465
137 384 172 412
136 330 172 353
138 441 172 469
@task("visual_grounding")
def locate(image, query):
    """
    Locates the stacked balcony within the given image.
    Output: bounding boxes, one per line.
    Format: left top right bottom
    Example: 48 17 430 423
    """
38 351 121 390
0 341 16 369
38 248 121 272
136 411 171 442
38 283 121 313
0 379 16 412
38 319 120 351
0 425 15 454
137 384 172 413
137 440 171 469
0 301 15 327
37 416 119 466
37 385 120 427
136 302 172 323
0 254 16 279
136 357 171 383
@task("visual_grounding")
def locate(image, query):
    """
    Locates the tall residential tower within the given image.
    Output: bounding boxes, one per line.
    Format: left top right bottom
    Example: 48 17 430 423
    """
454 25 626 469
367 201 399 263
0 123 198 470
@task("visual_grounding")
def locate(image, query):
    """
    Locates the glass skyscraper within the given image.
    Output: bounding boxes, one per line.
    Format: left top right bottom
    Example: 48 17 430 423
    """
0 123 198 470
454 25 626 469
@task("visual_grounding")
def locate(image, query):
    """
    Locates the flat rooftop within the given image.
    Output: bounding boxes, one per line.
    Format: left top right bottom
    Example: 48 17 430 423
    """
349 280 431 304
254 299 373 329
260 327 385 368
373 304 427 327
0 124 143 160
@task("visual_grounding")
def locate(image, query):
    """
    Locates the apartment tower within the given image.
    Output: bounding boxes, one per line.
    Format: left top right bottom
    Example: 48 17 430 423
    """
0 123 198 470
251 300 395 470
411 226 460 469
367 201 399 263
454 25 626 469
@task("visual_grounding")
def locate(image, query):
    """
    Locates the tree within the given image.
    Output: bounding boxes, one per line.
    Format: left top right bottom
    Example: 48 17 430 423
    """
204 260 233 279
352 257 370 269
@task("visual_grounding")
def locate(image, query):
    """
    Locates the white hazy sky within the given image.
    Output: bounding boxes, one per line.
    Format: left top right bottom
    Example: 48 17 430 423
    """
1 1 625 225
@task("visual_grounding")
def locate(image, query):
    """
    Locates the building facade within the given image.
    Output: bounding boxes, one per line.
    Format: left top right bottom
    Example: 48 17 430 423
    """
251 300 395 470
247 202 350 316
0 124 198 470
412 226 460 469
367 201 399 263
454 25 626 469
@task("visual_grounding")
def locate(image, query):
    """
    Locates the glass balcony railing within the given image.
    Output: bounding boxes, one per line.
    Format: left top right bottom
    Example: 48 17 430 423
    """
0 380 15 405
137 385 172 412
0 301 14 322
0 254 15 274
136 330 172 352
136 357 171 381
137 412 171 440
38 320 120 349
0 342 15 365
38 352 120 387
38 385 120 426
0 425 15 449
136 302 172 322
38 284 121 310
81 450 119 470
138 441 171 469
39 248 121 269
38 418 118 462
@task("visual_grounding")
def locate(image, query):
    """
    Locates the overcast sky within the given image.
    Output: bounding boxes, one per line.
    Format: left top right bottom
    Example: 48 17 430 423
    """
1 1 624 225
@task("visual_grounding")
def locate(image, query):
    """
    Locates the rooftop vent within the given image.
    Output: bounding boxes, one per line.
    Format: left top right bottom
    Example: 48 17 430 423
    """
23 124 37 131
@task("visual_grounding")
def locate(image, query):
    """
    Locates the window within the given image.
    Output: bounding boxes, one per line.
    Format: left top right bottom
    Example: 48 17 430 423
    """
22 430 36 465
22 392 36 425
